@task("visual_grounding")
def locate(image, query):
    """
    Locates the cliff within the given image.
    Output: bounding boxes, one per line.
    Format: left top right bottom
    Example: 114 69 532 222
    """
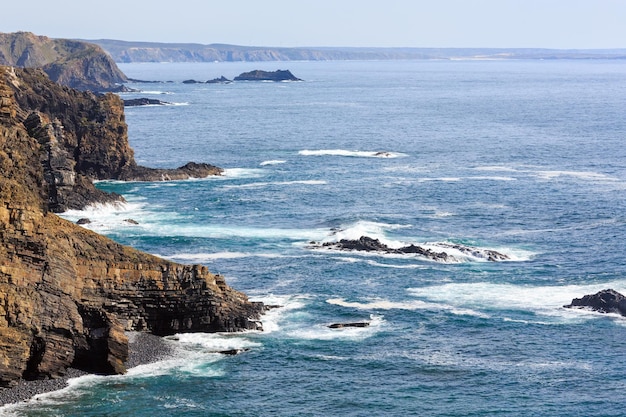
0 66 265 387
89 39 626 63
0 32 128 92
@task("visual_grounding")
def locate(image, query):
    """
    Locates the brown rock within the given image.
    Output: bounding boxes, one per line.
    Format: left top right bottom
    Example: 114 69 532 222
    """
0 65 266 387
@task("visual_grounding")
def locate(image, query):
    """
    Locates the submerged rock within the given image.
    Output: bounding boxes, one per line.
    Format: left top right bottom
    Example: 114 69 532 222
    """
328 322 370 329
217 348 250 355
564 289 626 316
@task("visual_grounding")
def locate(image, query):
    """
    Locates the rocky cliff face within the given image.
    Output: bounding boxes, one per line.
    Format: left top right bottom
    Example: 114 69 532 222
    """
0 32 128 92
4 66 221 212
0 66 265 387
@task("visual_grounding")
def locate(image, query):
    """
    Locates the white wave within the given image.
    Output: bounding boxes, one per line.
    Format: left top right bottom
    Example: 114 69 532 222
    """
221 168 267 179
533 170 618 182
466 176 517 181
322 220 411 247
419 242 534 263
168 332 261 353
326 298 487 318
285 314 385 341
221 180 327 189
417 177 462 182
406 280 626 321
61 201 135 217
298 149 406 158
164 252 290 262
260 160 287 166
473 165 520 172
150 223 329 241
59 201 154 233
251 294 311 334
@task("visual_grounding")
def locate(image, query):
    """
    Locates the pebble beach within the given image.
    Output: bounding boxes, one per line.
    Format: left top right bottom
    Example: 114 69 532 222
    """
0 332 174 407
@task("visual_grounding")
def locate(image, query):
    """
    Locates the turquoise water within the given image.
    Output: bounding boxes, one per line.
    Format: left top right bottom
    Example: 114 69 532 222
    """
5 60 626 416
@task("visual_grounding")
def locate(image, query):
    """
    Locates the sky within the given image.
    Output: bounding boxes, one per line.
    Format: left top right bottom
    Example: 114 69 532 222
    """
3 0 626 49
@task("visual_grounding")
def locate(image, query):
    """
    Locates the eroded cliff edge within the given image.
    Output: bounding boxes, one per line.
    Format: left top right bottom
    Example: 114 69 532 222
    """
0 66 265 387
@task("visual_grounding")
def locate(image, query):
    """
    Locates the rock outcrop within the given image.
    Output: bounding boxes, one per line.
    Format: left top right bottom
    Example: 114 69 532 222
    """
311 236 509 262
0 65 265 387
564 289 626 316
0 32 128 92
234 69 302 82
182 76 232 84
328 322 370 329
4 66 221 212
123 98 171 106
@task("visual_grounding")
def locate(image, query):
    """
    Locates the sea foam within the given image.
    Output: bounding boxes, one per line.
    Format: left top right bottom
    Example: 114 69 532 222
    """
406 281 626 322
260 160 287 166
298 149 406 158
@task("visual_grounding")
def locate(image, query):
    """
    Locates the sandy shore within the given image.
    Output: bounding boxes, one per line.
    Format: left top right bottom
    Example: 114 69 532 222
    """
0 332 175 406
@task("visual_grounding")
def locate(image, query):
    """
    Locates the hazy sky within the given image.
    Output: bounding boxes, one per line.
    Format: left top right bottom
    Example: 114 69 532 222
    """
3 0 626 49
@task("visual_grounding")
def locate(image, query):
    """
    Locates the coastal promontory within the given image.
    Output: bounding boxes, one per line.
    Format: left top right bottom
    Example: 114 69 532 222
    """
0 32 128 92
0 65 266 387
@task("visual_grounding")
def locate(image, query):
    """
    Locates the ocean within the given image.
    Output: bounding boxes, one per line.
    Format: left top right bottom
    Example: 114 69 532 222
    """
4 59 626 416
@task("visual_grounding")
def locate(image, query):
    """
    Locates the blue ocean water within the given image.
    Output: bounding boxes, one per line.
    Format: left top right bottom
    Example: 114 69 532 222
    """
5 59 626 416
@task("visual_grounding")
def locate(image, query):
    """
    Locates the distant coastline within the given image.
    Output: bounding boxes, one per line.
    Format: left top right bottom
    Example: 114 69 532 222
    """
86 39 626 63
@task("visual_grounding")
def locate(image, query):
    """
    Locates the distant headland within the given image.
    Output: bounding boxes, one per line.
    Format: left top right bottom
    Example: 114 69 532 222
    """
86 38 626 63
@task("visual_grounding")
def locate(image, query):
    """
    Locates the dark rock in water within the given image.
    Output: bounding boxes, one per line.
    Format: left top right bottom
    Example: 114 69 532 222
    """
77 218 92 225
564 289 626 316
184 77 231 84
206 76 232 84
319 236 451 261
234 69 302 82
123 98 171 106
121 161 223 182
328 236 389 252
434 242 510 262
217 348 250 355
328 322 370 329
313 236 509 263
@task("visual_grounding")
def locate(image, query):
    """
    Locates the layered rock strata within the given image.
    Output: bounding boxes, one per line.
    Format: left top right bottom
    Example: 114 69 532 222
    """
0 66 264 387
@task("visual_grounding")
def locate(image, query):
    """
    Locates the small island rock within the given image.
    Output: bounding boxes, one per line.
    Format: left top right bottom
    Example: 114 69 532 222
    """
234 69 302 82
564 289 626 316
123 98 171 106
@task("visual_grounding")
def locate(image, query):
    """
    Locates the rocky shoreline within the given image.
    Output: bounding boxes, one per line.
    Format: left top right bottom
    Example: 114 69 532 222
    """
0 332 174 406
